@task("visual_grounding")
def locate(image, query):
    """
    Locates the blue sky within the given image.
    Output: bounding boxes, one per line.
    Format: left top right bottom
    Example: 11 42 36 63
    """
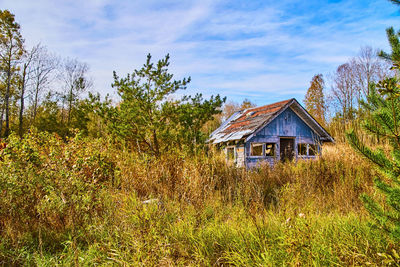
1 0 399 105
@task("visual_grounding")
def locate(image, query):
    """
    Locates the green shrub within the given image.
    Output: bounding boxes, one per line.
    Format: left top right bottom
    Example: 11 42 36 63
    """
0 130 117 262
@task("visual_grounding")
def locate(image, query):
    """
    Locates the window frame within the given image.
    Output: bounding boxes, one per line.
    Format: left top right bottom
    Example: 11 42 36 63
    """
250 143 264 157
226 146 236 161
297 143 318 157
308 144 318 156
297 143 308 156
249 142 276 158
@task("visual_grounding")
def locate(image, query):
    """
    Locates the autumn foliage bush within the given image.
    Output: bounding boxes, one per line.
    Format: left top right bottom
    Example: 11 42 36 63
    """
0 130 116 252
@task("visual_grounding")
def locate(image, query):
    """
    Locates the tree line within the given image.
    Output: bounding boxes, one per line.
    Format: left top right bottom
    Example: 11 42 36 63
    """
0 10 96 139
303 46 394 142
0 9 225 156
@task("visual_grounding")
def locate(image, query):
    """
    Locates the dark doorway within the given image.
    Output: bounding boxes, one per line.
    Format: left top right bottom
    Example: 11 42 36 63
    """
280 138 295 162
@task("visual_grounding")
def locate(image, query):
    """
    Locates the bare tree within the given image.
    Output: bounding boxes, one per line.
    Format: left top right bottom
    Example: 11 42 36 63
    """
330 63 358 122
59 58 92 126
29 44 58 124
352 46 392 101
18 45 39 138
329 46 393 122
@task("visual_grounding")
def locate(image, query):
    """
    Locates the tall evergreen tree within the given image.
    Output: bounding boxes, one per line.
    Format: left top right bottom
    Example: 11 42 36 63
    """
304 74 326 126
346 26 400 241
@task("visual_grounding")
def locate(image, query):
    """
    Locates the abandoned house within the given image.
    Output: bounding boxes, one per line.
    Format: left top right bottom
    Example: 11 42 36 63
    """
208 98 334 168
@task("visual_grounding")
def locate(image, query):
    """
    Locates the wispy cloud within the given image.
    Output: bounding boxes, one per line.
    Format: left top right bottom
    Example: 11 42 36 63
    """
1 0 398 104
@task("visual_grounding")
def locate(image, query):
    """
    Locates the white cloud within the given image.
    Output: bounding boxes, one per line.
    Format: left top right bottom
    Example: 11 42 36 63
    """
0 0 397 104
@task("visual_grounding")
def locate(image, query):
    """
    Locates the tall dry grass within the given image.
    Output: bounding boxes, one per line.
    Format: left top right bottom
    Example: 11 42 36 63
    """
113 142 375 215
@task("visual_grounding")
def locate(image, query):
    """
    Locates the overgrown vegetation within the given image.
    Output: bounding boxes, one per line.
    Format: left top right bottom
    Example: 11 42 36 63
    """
1 2 400 266
2 131 399 266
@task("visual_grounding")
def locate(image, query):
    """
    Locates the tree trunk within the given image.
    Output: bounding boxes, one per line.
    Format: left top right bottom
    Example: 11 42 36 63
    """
4 63 11 137
19 63 27 138
67 86 73 126
32 77 40 124
0 103 4 135
153 129 160 157
4 39 14 138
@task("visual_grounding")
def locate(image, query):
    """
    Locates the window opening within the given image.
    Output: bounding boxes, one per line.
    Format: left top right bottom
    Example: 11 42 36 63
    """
227 147 235 160
265 143 275 156
251 143 263 156
298 143 307 156
309 144 317 156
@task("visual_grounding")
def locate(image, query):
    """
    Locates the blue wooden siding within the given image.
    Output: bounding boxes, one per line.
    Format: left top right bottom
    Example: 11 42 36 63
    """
253 108 314 138
245 107 321 168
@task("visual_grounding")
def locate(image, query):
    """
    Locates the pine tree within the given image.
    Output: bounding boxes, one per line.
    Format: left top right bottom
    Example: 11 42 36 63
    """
104 54 224 156
346 26 400 241
304 74 326 126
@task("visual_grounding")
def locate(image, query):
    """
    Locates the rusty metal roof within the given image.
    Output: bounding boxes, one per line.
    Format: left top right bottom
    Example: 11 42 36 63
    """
209 99 292 144
209 98 334 144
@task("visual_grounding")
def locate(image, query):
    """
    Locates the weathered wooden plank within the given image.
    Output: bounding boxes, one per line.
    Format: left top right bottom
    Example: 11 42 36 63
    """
244 108 321 167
